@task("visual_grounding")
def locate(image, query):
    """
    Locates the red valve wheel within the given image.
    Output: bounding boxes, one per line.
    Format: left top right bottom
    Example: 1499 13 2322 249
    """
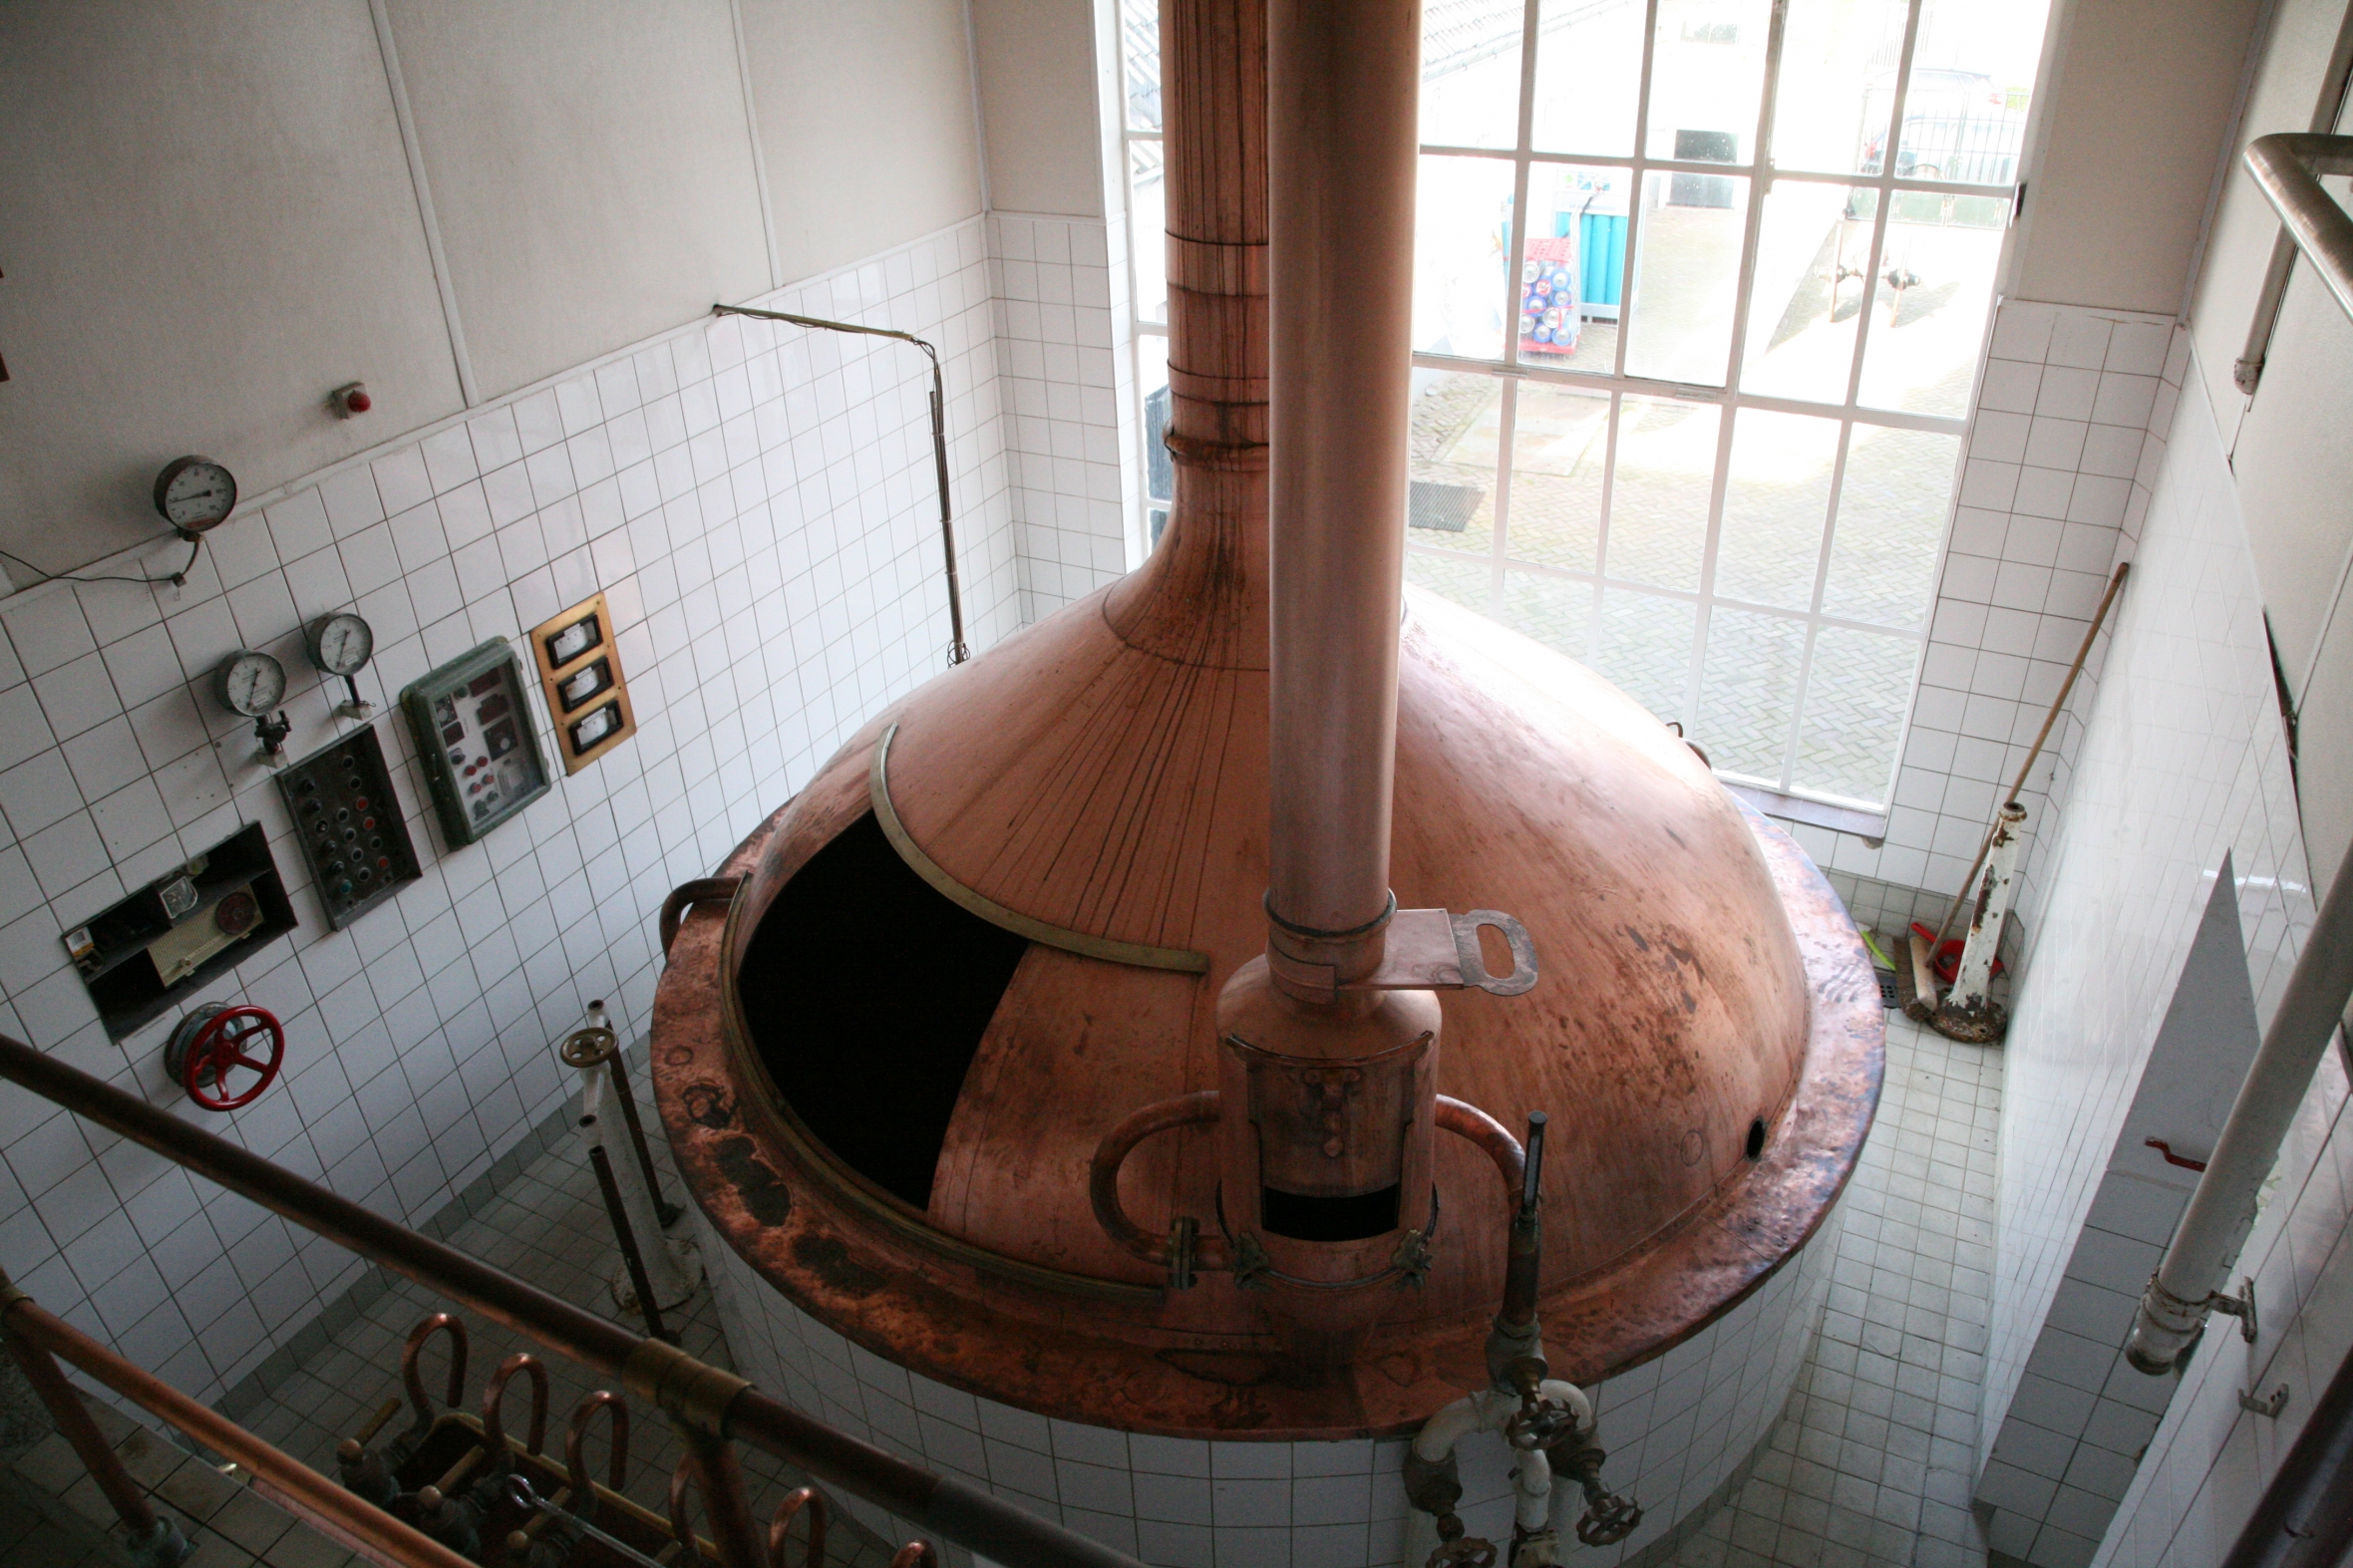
165 1003 285 1111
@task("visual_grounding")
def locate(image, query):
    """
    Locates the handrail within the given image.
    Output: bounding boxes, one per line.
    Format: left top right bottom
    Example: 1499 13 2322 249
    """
0 1280 476 1568
2243 135 2353 330
0 1034 1146 1568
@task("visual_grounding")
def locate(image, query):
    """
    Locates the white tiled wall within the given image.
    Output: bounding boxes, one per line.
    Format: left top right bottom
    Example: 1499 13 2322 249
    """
1775 301 2184 939
1964 351 2344 1567
989 211 1147 621
0 217 1021 1409
700 1201 1838 1568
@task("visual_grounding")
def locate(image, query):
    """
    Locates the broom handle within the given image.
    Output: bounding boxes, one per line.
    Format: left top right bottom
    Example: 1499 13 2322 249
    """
1930 561 2131 948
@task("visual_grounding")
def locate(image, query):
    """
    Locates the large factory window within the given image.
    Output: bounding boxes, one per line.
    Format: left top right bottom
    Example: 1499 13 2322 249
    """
1117 0 2049 814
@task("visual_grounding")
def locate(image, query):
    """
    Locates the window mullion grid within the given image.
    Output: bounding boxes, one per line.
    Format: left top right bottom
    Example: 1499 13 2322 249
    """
1585 391 1623 660
1682 0 1789 750
1775 421 1857 792
1841 0 1926 410
1615 0 1664 382
1487 380 1519 617
1485 0 1546 601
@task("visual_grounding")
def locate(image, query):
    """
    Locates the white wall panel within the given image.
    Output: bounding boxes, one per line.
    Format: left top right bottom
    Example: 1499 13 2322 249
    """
0 0 464 573
383 0 775 401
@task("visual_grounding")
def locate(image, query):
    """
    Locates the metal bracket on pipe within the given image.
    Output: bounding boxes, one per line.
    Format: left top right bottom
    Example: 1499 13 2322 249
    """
1342 909 1540 997
2238 1384 2289 1418
2209 1278 2260 1345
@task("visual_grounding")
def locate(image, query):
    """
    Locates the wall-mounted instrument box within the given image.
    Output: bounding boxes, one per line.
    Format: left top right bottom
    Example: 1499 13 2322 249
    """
61 822 297 1040
276 725 422 929
529 590 637 774
401 640 552 848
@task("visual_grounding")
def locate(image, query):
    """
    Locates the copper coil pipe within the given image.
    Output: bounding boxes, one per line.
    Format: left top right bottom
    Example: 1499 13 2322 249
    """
0 1034 1147 1568
1263 0 1423 987
0 1285 476 1568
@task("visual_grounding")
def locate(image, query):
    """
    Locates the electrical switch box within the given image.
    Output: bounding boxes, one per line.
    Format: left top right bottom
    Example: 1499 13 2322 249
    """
276 725 422 929
529 590 637 774
401 640 552 848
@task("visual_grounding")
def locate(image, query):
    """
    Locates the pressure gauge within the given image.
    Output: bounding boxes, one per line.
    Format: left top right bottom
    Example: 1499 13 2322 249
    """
213 650 292 763
214 651 285 717
307 612 373 676
154 457 238 537
306 612 377 718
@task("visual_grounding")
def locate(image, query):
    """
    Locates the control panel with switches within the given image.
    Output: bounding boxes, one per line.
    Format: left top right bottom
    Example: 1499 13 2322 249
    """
275 725 421 929
401 640 552 848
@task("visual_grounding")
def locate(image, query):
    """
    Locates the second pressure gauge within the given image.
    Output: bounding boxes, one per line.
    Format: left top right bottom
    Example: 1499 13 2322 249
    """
306 612 376 719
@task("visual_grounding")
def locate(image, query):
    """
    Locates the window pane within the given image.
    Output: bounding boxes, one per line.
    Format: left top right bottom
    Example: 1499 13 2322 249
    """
1130 142 1168 327
1895 0 2047 185
1795 625 1918 803
1121 0 1162 131
1138 334 1172 551
1644 0 1770 164
1517 164 1628 377
1603 397 1719 591
1505 382 1611 571
1697 607 1805 782
1739 180 1868 403
1416 155 1516 361
1820 426 1959 629
1409 371 1505 556
1594 588 1695 724
1408 549 1494 612
1623 171 1748 385
1771 0 1908 175
1423 0 1524 149
1855 198 2007 416
1504 568 1591 660
1716 411 1841 612
1530 0 1645 156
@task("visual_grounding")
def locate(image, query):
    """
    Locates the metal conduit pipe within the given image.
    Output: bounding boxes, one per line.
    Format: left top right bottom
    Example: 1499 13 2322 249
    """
2127 832 2353 1373
0 1035 1148 1568
2241 135 2353 329
2230 10 2353 396
1261 0 1421 991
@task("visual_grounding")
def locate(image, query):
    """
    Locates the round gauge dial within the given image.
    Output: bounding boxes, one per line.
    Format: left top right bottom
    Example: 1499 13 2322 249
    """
306 612 375 677
212 650 286 718
153 456 238 535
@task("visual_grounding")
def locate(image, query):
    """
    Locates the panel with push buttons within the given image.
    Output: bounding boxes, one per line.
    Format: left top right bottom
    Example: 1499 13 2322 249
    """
276 724 422 930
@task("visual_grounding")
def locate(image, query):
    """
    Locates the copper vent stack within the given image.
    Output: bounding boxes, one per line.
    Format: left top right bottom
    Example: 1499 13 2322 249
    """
652 0 1881 1497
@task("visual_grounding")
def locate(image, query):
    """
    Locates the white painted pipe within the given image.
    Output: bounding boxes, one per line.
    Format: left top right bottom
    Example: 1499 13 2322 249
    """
1950 802 2026 1011
576 1042 699 1313
1400 1382 1593 1568
2128 833 2353 1373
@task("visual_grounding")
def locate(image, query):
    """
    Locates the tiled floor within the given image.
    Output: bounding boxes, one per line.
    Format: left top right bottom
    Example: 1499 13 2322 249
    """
1665 1010 2004 1568
4 1006 2002 1568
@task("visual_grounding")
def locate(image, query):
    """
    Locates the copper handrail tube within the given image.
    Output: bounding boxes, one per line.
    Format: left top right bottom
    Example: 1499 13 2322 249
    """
1263 0 1423 983
0 1034 1149 1568
0 1300 174 1553
0 1285 477 1568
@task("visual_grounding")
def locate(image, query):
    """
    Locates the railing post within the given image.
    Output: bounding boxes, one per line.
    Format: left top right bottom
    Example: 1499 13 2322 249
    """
674 1421 770 1568
0 1275 191 1568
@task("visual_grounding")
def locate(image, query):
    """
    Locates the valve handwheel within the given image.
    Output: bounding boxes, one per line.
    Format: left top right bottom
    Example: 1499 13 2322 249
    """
165 1003 285 1111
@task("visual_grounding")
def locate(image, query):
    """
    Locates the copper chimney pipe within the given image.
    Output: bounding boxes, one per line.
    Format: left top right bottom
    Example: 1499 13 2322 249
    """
1263 0 1423 993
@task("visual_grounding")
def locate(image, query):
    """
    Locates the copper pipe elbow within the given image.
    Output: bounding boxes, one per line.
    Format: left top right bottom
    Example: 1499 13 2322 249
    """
1089 1092 1229 1281
1434 1097 1526 1196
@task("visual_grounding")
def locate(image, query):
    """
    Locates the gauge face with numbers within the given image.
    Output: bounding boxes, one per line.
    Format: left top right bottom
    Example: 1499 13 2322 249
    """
153 456 238 534
213 650 286 718
306 612 374 677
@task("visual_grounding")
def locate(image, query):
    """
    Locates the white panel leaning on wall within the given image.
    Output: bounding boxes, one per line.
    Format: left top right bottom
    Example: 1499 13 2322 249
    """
0 217 1021 1409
